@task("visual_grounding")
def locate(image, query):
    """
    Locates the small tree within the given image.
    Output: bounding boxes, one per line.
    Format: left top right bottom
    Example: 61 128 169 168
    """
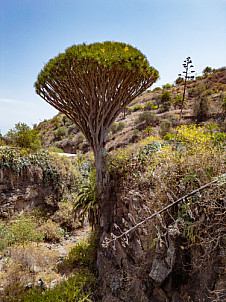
158 90 172 112
35 42 159 229
160 90 172 104
54 126 68 140
175 77 184 85
202 66 212 75
193 92 210 122
5 122 41 151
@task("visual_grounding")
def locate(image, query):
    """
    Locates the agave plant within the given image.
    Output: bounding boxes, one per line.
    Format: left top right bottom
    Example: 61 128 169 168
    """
74 171 99 227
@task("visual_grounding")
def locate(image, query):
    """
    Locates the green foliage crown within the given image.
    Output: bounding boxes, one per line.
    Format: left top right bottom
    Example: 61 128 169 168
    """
35 41 159 89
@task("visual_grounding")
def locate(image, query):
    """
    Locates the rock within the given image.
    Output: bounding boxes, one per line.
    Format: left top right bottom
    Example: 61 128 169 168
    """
55 246 67 259
30 265 42 273
149 239 175 284
25 283 34 290
49 279 58 289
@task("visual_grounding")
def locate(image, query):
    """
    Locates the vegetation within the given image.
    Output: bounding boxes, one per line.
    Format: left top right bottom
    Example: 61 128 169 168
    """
54 126 68 140
35 41 159 236
5 122 41 151
193 92 210 122
111 122 126 134
173 94 187 109
136 111 158 126
1 63 225 300
159 120 172 137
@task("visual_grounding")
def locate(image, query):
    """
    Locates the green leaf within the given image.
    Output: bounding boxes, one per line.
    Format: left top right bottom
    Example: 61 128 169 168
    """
151 238 159 248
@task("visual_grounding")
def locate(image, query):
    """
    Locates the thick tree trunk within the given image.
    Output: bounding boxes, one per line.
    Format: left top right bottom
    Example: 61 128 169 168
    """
94 145 113 232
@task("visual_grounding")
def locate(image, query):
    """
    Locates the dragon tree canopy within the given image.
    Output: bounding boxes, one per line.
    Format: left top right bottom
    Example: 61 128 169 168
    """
35 41 159 150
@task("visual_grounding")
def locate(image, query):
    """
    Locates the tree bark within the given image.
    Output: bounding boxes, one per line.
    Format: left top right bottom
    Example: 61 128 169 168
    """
94 145 113 232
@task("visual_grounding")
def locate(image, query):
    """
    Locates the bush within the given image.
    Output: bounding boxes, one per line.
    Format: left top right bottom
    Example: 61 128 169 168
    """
9 216 44 246
175 77 184 85
143 126 153 135
54 127 68 140
162 83 172 89
133 104 142 111
48 147 64 153
196 76 203 81
5 122 41 151
68 124 78 133
160 90 172 104
173 94 187 109
133 129 140 136
221 95 226 112
153 87 162 92
111 122 126 134
53 121 60 127
193 94 210 122
159 120 172 138
144 101 157 111
136 111 158 126
188 84 205 98
159 101 171 113
53 198 77 231
38 220 64 243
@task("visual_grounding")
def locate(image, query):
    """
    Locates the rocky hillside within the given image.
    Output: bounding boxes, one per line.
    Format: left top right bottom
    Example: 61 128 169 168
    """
0 67 225 301
36 67 226 154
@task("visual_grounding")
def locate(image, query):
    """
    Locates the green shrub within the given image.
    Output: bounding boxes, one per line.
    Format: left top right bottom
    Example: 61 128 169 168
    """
133 104 142 111
117 121 126 131
111 122 126 134
38 220 64 243
144 101 156 110
136 111 158 126
163 133 176 141
158 101 171 113
159 120 172 138
5 122 41 152
221 96 226 112
133 129 140 135
53 121 60 127
54 126 68 140
153 87 162 92
60 232 97 270
175 77 184 85
68 124 78 133
173 94 187 109
160 90 172 104
48 147 64 153
0 221 11 251
8 216 43 246
196 76 203 81
193 94 210 122
143 126 153 135
20 270 97 302
162 83 172 89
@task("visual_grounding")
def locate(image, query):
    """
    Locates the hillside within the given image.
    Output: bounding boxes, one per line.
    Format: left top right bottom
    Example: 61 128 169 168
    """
0 67 225 301
36 67 226 154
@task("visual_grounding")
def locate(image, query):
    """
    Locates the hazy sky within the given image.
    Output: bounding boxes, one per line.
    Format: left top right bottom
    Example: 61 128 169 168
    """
0 0 226 135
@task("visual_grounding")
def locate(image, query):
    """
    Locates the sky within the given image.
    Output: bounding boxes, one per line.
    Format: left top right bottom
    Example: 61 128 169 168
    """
0 0 226 135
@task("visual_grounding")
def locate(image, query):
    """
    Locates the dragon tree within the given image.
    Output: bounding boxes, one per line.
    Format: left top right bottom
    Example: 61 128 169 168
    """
35 41 159 229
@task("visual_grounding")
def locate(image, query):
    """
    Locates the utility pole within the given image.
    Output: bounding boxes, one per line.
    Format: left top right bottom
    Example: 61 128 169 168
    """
178 57 195 118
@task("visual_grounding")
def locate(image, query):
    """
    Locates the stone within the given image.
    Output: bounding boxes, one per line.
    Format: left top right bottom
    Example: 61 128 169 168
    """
49 279 58 289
